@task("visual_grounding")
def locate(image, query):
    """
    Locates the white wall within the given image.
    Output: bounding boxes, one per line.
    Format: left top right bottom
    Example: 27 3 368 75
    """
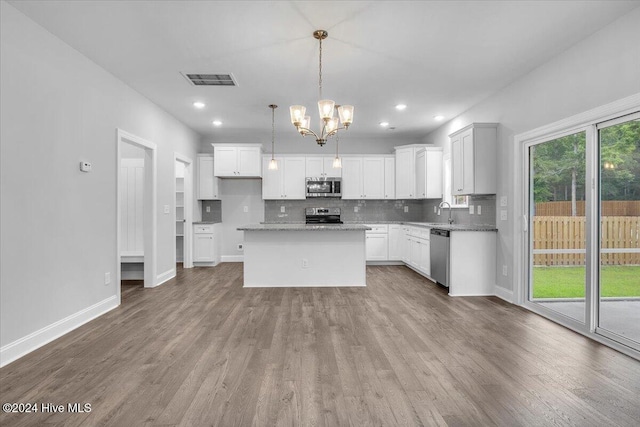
220 180 265 260
422 7 640 297
0 2 201 364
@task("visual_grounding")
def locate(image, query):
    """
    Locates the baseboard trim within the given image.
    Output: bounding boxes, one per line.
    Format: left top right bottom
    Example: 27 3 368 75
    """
0 295 119 368
152 268 176 287
221 255 244 263
494 285 514 303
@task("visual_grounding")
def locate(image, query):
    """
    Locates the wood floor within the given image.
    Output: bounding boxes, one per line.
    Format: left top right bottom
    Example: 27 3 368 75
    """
1 264 639 426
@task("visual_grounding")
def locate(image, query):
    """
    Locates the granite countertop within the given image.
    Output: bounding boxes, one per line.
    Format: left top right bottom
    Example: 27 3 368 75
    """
339 221 498 232
238 224 371 231
403 222 498 232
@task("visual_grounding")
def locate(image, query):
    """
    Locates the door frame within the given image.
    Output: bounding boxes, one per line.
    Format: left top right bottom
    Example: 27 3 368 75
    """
174 152 193 269
116 129 157 303
513 93 640 360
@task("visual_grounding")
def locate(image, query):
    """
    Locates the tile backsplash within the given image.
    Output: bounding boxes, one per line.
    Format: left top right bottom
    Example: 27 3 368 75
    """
201 200 222 223
264 199 425 223
264 195 497 225
422 195 497 226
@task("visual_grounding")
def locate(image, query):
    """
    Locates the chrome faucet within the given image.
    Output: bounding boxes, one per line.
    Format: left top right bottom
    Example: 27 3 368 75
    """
438 201 454 224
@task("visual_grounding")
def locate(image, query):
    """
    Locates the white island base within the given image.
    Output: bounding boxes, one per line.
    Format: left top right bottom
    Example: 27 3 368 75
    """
239 225 368 287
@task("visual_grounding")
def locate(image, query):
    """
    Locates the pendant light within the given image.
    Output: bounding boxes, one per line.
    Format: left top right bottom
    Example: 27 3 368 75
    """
268 104 278 170
332 119 342 169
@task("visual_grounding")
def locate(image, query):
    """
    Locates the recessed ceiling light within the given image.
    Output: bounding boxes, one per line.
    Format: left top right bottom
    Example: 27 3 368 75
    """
434 115 444 121
212 120 222 126
193 101 206 109
379 121 390 127
395 104 407 111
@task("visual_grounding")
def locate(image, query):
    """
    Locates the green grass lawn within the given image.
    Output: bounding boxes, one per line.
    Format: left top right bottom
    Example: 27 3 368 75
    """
532 266 640 298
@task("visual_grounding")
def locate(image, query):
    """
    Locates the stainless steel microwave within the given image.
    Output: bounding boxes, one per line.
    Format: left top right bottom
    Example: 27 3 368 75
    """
306 177 341 198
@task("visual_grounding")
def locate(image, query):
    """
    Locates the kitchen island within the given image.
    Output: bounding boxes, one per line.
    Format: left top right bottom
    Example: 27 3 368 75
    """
237 224 371 287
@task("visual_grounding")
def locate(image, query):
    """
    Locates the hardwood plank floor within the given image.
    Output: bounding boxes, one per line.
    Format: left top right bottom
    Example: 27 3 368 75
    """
1 264 639 426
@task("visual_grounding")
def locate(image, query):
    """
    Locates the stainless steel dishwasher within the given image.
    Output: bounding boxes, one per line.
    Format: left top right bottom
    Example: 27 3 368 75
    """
430 229 450 287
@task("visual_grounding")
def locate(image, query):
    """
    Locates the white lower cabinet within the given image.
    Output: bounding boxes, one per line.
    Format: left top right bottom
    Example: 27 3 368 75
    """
193 223 220 265
406 226 431 276
365 224 389 261
388 224 403 261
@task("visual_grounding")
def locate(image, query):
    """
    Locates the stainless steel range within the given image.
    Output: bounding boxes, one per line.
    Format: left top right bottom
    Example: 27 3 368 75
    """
305 207 343 224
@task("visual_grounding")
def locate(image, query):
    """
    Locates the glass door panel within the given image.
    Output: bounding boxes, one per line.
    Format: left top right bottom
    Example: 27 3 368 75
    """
598 115 640 347
529 131 587 323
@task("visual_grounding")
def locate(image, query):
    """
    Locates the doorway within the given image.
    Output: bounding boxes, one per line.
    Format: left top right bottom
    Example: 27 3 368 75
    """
116 129 157 304
174 153 193 269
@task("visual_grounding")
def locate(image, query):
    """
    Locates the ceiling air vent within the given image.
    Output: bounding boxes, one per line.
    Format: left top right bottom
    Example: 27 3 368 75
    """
181 73 237 87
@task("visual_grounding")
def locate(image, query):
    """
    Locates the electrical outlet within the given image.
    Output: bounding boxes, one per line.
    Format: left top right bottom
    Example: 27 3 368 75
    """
243 206 249 213
477 205 482 215
500 196 508 207
354 206 359 213
206 206 211 213
104 272 111 285
469 205 474 215
500 210 508 221
502 265 508 276
302 258 309 268
404 206 409 213
280 206 286 213
237 243 243 251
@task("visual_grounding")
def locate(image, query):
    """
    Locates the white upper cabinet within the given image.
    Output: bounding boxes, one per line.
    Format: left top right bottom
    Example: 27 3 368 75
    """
395 145 441 199
395 147 415 199
341 156 389 200
362 157 385 199
341 157 364 199
197 154 221 200
384 157 395 199
213 144 262 177
415 148 443 199
261 156 306 200
305 156 342 178
450 123 497 195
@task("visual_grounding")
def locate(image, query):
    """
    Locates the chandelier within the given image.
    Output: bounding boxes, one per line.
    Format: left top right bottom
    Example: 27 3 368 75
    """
289 30 354 146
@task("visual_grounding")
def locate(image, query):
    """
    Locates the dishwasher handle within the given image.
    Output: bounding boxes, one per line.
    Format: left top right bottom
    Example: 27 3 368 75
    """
430 229 450 237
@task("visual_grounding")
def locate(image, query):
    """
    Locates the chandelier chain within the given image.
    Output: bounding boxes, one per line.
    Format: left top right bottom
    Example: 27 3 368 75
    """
318 36 323 100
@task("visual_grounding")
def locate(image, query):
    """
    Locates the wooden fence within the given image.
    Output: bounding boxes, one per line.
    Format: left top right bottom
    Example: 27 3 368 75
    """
533 216 640 266
535 201 640 216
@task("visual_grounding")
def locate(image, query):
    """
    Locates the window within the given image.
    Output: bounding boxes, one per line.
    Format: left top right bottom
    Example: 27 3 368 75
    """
442 153 468 208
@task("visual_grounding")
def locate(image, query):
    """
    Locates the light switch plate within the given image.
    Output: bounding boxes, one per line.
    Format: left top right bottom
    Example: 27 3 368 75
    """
434 206 437 213
404 206 409 213
280 206 286 213
354 206 359 213
500 196 508 207
477 205 482 215
206 206 211 213
243 206 249 213
164 205 170 214
469 205 474 215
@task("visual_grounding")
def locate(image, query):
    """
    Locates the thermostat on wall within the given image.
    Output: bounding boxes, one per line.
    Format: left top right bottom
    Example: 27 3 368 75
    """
79 161 92 172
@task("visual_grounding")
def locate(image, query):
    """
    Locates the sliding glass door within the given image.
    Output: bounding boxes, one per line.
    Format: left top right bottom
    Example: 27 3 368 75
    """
528 131 587 324
597 113 640 347
525 111 640 354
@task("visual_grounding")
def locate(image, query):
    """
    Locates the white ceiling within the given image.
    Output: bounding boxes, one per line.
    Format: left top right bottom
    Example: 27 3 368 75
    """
9 0 639 143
